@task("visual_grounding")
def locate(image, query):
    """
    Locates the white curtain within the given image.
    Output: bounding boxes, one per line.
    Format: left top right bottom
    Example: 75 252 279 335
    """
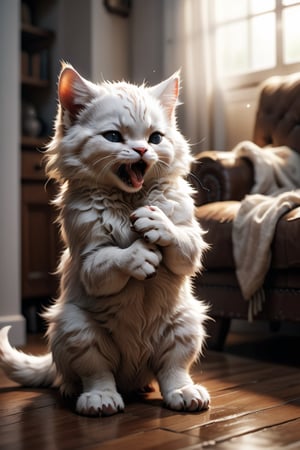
163 0 221 153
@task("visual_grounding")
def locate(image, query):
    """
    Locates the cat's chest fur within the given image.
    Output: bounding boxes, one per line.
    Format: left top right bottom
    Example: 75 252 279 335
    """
63 184 176 250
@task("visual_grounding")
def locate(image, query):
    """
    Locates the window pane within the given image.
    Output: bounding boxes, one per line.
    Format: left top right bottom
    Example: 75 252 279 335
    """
251 13 276 70
282 0 300 5
216 21 248 76
283 5 300 63
250 0 275 14
214 0 247 23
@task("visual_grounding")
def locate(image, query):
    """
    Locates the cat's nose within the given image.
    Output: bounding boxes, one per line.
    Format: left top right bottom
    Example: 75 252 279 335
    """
133 147 147 156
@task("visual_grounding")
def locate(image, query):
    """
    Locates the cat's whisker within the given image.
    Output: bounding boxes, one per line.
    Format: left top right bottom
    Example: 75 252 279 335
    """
189 137 207 148
150 160 170 180
91 153 116 168
95 159 115 184
157 159 170 170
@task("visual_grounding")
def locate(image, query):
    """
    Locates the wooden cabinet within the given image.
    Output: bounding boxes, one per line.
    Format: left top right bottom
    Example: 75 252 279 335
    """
21 148 59 299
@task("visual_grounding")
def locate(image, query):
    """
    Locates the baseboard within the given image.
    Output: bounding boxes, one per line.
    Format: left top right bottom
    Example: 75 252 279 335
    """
0 315 26 346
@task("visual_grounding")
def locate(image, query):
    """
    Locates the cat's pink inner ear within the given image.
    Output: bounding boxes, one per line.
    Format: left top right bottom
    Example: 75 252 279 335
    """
58 67 84 118
149 73 180 120
173 77 179 100
162 76 179 119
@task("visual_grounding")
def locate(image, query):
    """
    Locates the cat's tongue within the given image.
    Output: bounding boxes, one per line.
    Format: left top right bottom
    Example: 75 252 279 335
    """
127 163 144 188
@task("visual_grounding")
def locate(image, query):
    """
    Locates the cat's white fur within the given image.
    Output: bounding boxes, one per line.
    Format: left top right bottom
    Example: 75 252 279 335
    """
0 64 210 416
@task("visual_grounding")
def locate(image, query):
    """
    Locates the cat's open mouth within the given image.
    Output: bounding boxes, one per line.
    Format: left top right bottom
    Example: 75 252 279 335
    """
117 161 148 189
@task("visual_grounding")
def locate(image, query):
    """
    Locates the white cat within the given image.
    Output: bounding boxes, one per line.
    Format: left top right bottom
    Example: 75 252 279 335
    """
0 64 210 417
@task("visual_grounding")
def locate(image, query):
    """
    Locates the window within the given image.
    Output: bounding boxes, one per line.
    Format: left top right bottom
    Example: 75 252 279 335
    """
212 0 300 85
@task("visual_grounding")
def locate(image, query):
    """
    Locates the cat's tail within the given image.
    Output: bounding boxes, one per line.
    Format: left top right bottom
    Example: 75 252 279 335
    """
0 326 57 387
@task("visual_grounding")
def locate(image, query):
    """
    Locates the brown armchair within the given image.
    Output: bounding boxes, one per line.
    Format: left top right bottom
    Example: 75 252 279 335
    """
191 73 300 349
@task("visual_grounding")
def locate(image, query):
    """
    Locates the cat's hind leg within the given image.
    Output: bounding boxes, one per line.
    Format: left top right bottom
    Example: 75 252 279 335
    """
76 371 124 417
154 322 210 412
58 349 124 416
50 319 124 417
71 346 124 416
159 374 210 412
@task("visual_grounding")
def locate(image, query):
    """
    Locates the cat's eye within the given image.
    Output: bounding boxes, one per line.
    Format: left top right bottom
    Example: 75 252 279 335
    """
102 130 123 143
148 132 163 145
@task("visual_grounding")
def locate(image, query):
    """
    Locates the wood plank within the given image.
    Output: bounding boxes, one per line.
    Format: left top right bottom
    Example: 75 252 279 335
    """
200 365 297 394
155 371 300 433
206 418 300 449
87 429 201 450
186 399 300 443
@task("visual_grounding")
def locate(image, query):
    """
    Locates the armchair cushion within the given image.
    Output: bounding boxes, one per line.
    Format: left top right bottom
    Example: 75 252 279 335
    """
272 209 300 268
195 201 238 269
196 202 300 271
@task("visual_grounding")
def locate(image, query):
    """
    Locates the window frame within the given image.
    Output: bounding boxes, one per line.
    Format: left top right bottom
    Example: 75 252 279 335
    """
210 0 300 89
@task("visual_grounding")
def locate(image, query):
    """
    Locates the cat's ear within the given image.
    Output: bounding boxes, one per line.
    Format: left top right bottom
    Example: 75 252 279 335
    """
58 64 98 120
148 72 180 120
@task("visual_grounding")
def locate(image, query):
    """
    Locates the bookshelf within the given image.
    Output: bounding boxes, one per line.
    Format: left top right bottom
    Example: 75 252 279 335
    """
20 1 59 331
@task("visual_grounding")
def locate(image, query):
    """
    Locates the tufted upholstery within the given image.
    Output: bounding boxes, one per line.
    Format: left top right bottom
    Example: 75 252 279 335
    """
254 72 300 152
190 73 300 350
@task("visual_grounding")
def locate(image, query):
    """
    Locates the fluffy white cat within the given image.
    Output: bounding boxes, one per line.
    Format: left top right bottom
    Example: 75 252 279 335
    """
0 64 210 416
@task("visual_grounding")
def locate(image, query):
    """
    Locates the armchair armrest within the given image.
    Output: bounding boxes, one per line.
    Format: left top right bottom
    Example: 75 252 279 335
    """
190 151 254 206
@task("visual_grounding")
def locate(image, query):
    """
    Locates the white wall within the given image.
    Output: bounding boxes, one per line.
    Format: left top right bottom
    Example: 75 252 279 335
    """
130 0 164 85
0 0 26 345
52 0 130 83
91 0 130 82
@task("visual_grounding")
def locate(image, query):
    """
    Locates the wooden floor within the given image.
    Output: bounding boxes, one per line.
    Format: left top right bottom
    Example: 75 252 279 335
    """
1 331 300 450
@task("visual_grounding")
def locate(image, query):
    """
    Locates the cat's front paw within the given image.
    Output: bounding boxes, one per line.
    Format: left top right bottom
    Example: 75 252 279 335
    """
164 384 210 412
76 390 125 417
130 206 176 246
121 239 162 280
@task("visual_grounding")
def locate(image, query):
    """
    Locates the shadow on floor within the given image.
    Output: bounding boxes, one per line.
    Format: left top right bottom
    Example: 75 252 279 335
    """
224 334 300 368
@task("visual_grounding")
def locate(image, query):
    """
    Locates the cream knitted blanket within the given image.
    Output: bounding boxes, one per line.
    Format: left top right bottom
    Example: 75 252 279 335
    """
232 141 300 320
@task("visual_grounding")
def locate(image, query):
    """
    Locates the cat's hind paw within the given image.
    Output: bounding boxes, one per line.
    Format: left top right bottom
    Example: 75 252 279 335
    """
76 390 125 417
164 384 210 412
